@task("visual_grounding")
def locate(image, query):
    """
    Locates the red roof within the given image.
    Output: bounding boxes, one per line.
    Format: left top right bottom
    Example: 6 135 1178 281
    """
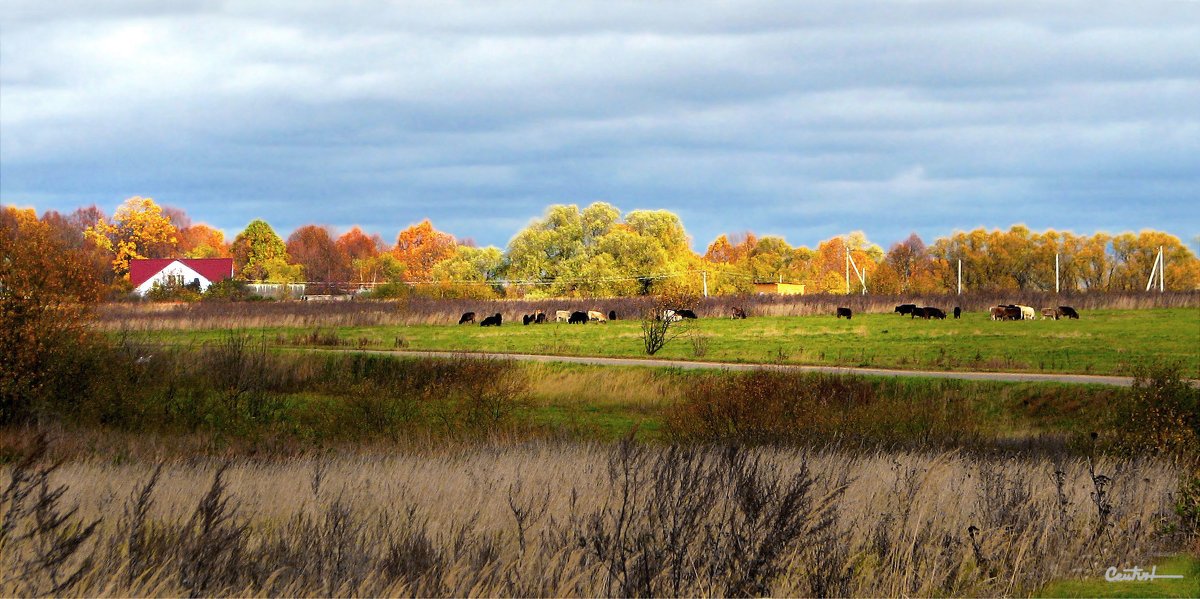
129 258 234 288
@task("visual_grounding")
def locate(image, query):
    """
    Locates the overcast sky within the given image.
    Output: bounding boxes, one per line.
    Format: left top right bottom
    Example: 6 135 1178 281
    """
3 1 1198 252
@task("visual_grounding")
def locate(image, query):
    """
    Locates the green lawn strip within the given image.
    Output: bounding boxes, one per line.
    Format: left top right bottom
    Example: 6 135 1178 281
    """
1035 554 1200 598
117 308 1199 378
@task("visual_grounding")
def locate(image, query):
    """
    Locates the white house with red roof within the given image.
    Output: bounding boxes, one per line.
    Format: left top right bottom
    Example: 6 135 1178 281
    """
129 258 234 296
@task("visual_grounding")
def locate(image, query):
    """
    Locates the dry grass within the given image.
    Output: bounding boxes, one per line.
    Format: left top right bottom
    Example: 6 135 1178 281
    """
2 439 1190 597
93 291 1200 330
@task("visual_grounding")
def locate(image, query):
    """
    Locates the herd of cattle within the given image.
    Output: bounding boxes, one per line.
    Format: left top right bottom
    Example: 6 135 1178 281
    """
457 307 715 326
457 303 1080 325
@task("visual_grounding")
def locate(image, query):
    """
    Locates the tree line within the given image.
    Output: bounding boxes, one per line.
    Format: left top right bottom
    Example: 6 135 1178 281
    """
8 197 1199 300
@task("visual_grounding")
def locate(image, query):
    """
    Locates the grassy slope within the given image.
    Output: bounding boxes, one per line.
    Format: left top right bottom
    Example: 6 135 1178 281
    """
134 308 1199 377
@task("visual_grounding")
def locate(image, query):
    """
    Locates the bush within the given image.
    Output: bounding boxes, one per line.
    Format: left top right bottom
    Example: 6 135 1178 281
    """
664 370 979 446
202 279 257 302
1109 362 1199 457
144 280 202 302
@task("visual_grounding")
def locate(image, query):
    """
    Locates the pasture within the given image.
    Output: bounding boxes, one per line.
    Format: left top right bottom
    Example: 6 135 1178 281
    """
127 308 1199 378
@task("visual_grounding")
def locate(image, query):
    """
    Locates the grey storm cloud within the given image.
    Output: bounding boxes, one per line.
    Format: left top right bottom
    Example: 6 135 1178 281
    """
2 0 1197 251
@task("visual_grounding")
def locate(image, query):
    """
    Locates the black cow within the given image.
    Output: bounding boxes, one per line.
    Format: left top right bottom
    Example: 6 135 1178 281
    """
911 307 928 319
522 314 534 325
568 311 589 324
895 304 917 316
953 306 961 319
676 309 698 319
925 307 946 320
731 306 747 319
479 313 502 327
535 312 547 324
836 307 852 319
608 310 618 321
458 312 476 325
1004 305 1022 320
1059 306 1080 319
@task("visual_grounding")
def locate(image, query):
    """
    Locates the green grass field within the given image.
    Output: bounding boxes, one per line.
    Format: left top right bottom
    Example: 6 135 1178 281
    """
129 308 1199 378
1035 555 1199 598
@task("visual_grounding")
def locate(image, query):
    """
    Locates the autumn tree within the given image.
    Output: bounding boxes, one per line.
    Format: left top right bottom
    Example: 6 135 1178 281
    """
287 225 351 285
392 220 457 282
231 219 301 282
2 207 103 423
177 224 229 258
39 206 116 288
84 196 179 276
1110 231 1200 291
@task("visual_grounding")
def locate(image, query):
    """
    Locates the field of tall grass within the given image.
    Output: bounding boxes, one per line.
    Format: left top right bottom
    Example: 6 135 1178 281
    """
3 437 1195 597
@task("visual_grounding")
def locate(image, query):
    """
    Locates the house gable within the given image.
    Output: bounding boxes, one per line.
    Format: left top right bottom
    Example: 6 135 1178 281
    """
130 258 233 295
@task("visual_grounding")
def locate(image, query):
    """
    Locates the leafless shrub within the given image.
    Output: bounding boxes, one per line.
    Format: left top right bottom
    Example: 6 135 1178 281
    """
177 462 249 597
579 440 842 597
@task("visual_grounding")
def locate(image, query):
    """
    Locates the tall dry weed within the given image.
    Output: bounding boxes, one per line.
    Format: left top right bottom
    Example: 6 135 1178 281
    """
1 441 1190 597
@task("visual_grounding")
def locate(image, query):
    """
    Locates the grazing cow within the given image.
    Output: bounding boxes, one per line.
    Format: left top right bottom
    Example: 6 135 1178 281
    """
953 306 961 319
1041 308 1061 320
731 306 747 319
535 311 547 324
911 307 929 319
568 311 589 324
458 312 476 325
895 304 917 316
990 306 1006 320
522 314 534 325
676 309 698 319
479 313 502 327
608 310 618 321
588 310 607 323
555 310 571 323
924 307 947 320
1016 305 1035 320
661 310 683 323
836 307 852 319
1004 306 1022 321
1059 306 1080 319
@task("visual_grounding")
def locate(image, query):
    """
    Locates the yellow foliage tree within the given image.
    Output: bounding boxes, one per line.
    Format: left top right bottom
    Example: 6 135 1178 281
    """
84 196 178 276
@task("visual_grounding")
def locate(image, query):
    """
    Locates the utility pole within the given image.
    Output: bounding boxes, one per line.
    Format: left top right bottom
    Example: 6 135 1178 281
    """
702 271 708 298
1152 246 1161 292
1055 253 1060 294
957 259 962 295
1146 246 1165 292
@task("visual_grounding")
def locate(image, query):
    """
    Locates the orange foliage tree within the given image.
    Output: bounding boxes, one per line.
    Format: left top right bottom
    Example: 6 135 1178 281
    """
2 207 103 423
392 220 456 281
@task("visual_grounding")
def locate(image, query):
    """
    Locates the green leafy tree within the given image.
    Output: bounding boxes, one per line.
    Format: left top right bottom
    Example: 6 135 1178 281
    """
231 219 295 282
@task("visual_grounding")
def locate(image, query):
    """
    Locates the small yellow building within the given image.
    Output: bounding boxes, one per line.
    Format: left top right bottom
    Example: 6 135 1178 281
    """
753 283 806 295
